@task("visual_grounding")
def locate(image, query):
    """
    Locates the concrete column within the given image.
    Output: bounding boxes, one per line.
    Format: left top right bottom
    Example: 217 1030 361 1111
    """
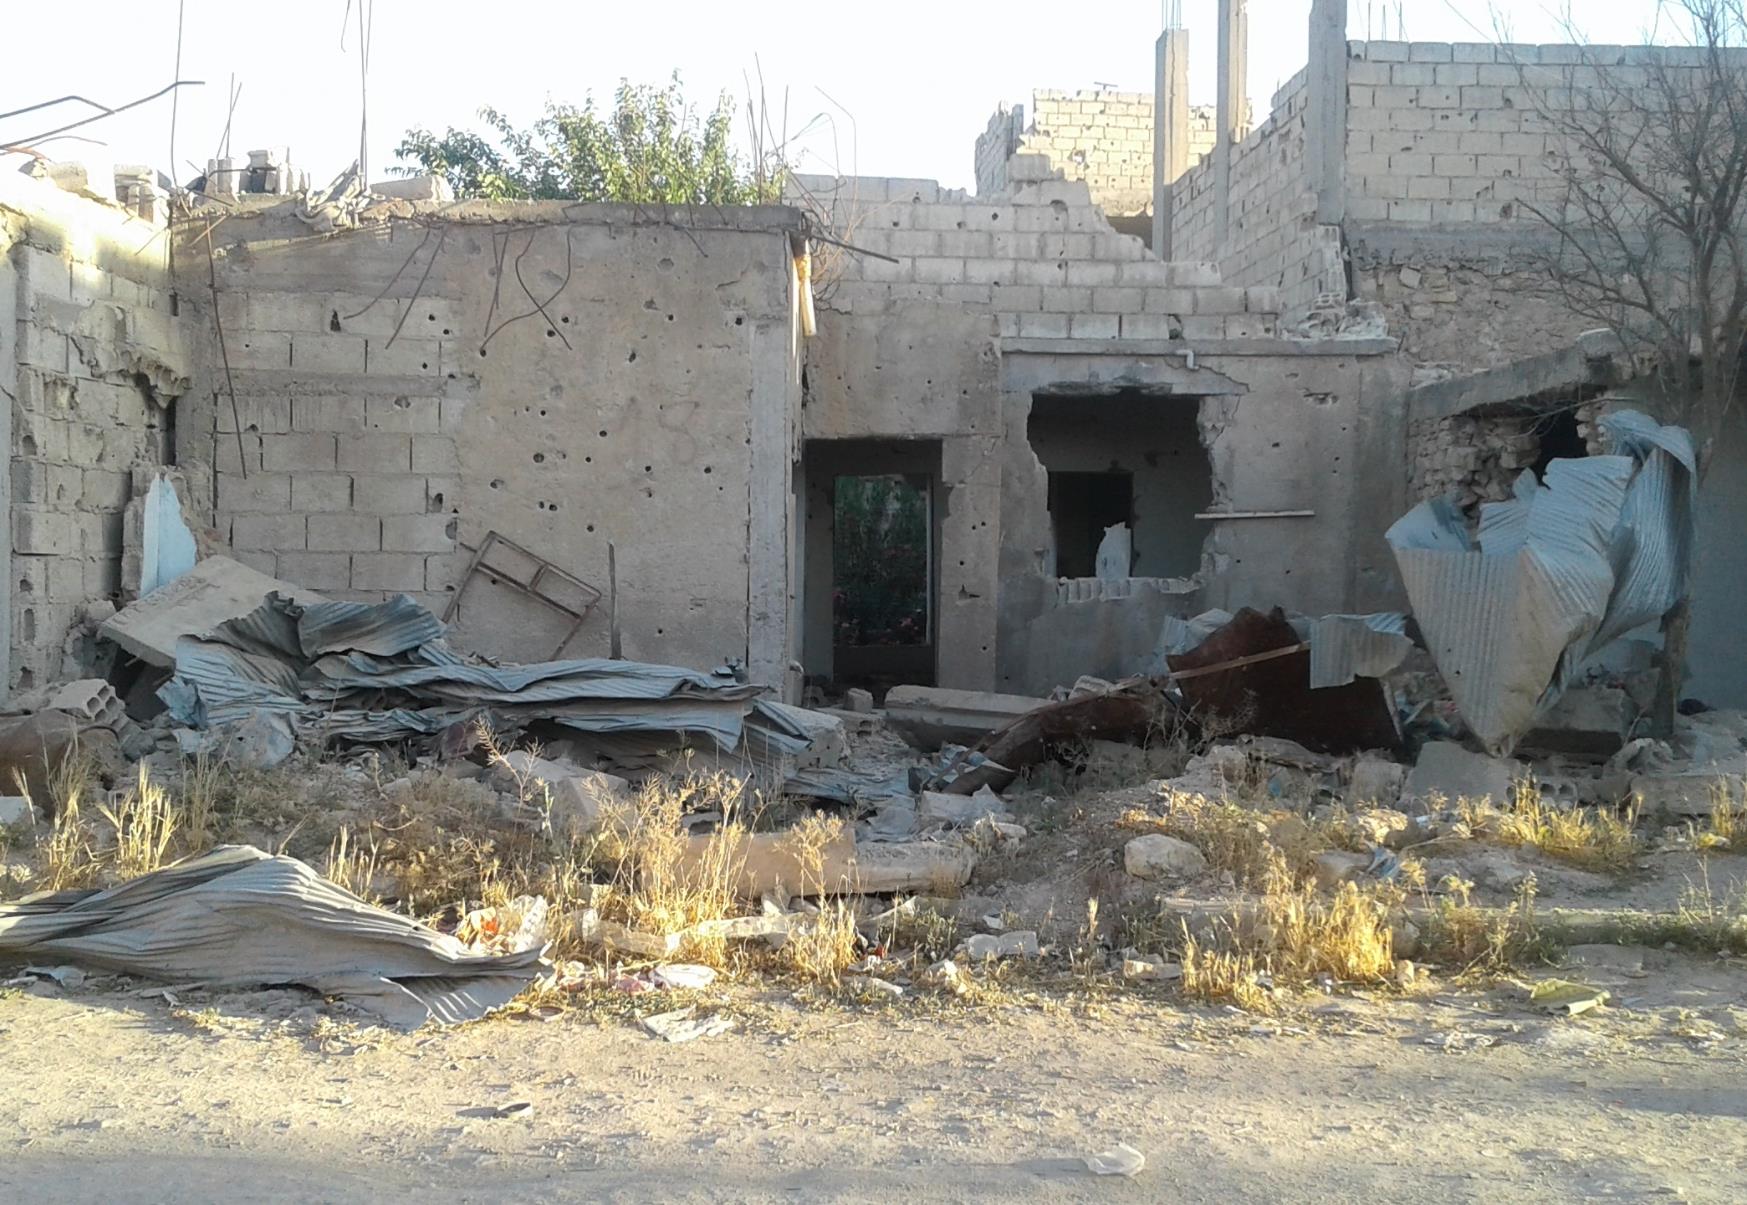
1214 0 1248 250
1151 26 1190 258
1307 0 1349 224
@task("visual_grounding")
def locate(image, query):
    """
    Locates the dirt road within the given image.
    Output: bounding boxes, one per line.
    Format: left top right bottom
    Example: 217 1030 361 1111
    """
3 962 1744 1204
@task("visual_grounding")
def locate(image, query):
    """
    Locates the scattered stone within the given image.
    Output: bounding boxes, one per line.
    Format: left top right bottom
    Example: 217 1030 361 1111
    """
641 1007 735 1042
650 964 718 991
1121 956 1182 982
1351 808 1413 849
960 931 1040 960
1403 741 1518 807
1631 771 1742 817
848 975 904 999
1529 978 1610 1016
1522 684 1633 757
1123 834 1208 881
922 958 968 994
491 1101 534 1119
1347 755 1407 806
1312 850 1371 891
845 688 874 713
919 789 1010 829
0 796 31 826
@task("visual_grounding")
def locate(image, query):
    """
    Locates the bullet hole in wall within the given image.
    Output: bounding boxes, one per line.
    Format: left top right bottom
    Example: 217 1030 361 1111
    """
644 300 656 310
586 524 595 532
628 350 637 362
393 396 411 410
561 315 570 324
703 466 712 474
490 478 504 490
546 329 556 337
599 430 608 438
658 257 674 270
666 314 675 322
734 315 744 326
533 452 546 464
329 310 341 332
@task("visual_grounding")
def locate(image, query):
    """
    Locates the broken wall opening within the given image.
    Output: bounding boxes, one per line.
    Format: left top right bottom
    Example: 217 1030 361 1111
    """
1409 398 1607 510
1026 390 1210 580
802 438 942 693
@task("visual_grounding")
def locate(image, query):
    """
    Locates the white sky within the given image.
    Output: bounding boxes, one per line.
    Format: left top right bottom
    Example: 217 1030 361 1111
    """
3 1 1678 193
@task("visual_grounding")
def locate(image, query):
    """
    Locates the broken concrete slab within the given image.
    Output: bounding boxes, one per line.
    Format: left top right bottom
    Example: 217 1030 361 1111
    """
1630 772 1743 817
845 688 874 713
1402 741 1519 807
756 702 848 771
1313 849 1371 891
0 796 31 825
1123 833 1208 880
495 751 630 835
884 685 1049 751
100 556 327 667
1523 685 1634 758
918 788 1011 829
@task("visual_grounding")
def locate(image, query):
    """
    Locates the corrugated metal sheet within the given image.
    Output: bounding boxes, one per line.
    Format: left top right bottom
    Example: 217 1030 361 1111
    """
1387 408 1694 754
0 845 542 1029
1152 608 1412 689
163 593 779 756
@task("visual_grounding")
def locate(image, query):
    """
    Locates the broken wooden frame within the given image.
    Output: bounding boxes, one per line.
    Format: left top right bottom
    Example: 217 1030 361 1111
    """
442 530 603 659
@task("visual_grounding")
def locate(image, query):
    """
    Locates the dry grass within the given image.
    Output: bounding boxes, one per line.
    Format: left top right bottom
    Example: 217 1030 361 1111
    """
1119 788 1370 889
97 765 179 880
1419 874 1552 971
1458 782 1641 874
1174 855 1400 1011
1695 779 1747 853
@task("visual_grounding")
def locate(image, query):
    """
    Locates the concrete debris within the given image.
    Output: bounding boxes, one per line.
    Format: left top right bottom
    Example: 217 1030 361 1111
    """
1121 955 1182 981
849 975 904 999
100 556 327 668
884 685 1051 751
0 845 543 1029
1529 979 1610 1016
920 959 968 994
918 788 1012 829
574 908 800 959
1403 741 1518 807
493 751 629 836
45 679 125 728
0 796 31 825
957 678 1175 790
650 963 718 991
1123 834 1208 881
1630 772 1741 817
1347 755 1408 806
456 895 549 956
175 711 296 769
960 930 1040 959
1312 850 1371 892
0 711 123 807
844 688 875 713
1523 684 1635 758
642 1007 734 1043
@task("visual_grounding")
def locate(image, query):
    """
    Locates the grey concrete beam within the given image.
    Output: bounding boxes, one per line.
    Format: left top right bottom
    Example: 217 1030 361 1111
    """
1406 331 1629 422
1307 0 1349 224
1002 337 1398 358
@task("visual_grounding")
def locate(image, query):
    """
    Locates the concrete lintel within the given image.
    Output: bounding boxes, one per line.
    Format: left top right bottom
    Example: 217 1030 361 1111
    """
1408 332 1629 423
1002 337 1396 358
1342 220 1562 270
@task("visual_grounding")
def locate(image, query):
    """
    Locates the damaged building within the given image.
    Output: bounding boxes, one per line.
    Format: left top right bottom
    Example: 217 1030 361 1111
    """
3 0 1744 730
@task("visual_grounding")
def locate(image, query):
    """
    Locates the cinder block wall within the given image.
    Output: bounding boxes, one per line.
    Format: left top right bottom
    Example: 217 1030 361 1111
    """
799 173 1279 340
180 203 802 683
974 91 1218 217
0 174 190 692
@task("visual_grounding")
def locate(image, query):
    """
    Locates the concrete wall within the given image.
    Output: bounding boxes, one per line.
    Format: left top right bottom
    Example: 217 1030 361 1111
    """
0 172 191 692
180 202 802 688
975 92 1219 217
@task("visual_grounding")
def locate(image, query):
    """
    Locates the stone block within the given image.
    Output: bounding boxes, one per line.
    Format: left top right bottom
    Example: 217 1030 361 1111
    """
290 395 364 432
308 514 382 552
337 433 412 472
381 513 455 553
1119 314 1180 340
1064 261 1121 286
1017 312 1071 339
1067 313 1119 339
79 468 132 511
352 475 429 515
260 432 337 471
290 474 354 512
14 510 75 556
1124 834 1208 881
350 553 428 592
230 332 292 369
1039 285 1091 312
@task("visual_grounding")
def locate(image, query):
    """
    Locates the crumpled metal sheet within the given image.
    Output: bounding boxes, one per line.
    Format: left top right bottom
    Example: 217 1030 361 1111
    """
0 846 543 1029
163 593 776 754
1386 408 1695 755
1153 609 1412 689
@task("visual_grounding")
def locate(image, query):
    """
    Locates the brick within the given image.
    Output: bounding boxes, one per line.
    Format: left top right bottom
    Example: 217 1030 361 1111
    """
276 552 353 591
231 549 280 578
1064 261 1120 286
1390 63 1436 86
261 432 337 471
291 474 353 512
48 557 84 600
1194 287 1247 314
1119 314 1179 339
1409 42 1453 62
913 257 965 284
1067 313 1119 339
292 395 366 432
410 436 460 473
381 514 456 553
364 337 443 376
338 433 412 472
1014 259 1069 286
424 476 462 512
353 475 428 514
217 472 292 512
246 292 331 331
350 553 428 592
1178 316 1224 340
290 334 367 373
1039 286 1092 312
364 394 441 433
48 464 82 506
12 461 46 505
1434 63 1479 87
1409 176 1452 199
989 284 1042 312
232 512 308 551
308 514 382 552
962 258 1018 285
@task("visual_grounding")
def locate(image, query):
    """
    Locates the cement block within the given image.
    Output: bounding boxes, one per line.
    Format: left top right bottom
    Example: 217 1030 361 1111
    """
12 510 76 556
1403 741 1518 806
290 334 366 374
352 475 429 514
261 433 338 471
308 514 382 552
365 394 441 433
350 553 428 592
291 395 365 432
231 332 292 369
216 473 293 513
337 433 412 472
275 552 353 591
291 474 355 512
381 514 455 553
232 513 307 551
1068 313 1119 339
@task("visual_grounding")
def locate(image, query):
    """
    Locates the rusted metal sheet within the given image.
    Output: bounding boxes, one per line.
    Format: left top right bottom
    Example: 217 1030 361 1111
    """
1165 607 1401 753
